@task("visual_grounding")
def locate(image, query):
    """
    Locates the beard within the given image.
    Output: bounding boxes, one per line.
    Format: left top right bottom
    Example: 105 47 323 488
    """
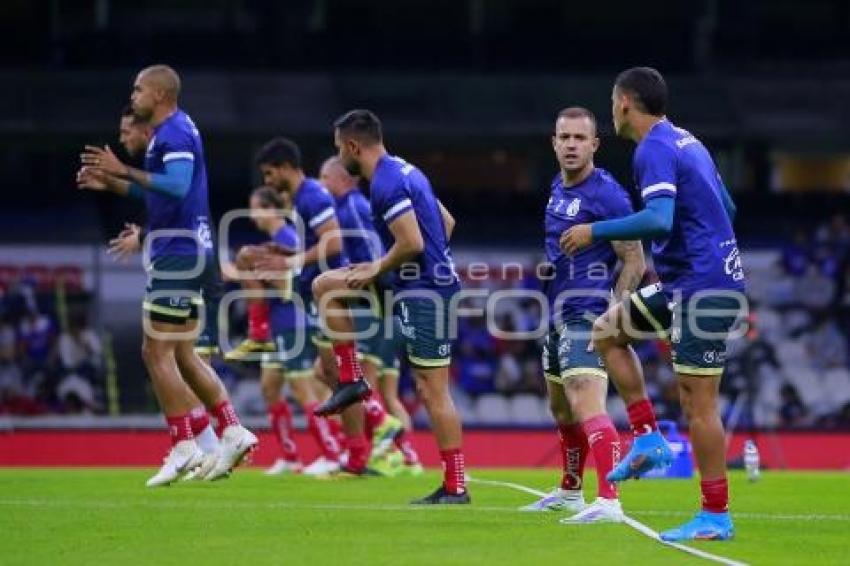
343 158 362 177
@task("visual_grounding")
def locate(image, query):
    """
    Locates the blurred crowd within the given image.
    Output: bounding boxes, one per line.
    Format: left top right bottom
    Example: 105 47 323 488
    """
4 215 850 430
0 281 103 415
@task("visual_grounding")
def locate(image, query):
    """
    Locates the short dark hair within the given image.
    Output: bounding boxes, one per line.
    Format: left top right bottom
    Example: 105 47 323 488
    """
254 137 302 168
333 109 382 145
614 67 667 116
556 106 597 135
251 185 285 208
121 104 142 125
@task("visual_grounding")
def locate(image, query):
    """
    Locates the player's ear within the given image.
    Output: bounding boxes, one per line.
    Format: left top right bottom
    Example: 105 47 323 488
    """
592 137 600 152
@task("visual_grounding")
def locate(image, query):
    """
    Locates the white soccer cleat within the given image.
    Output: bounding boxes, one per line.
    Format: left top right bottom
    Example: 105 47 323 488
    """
265 458 304 476
146 440 205 487
519 488 586 512
182 451 219 481
302 456 341 476
204 425 258 481
559 497 625 524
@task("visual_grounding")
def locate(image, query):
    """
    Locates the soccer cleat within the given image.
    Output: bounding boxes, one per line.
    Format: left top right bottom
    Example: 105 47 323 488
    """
400 462 425 477
313 380 372 416
204 424 258 481
370 415 404 460
146 440 205 487
369 450 403 477
333 464 381 478
606 430 673 482
182 451 218 481
520 489 586 513
559 497 624 524
410 485 471 505
659 511 734 542
302 456 341 477
224 338 275 361
264 458 303 476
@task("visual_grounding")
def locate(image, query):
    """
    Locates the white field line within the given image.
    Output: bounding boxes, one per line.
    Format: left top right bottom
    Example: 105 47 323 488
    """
466 475 750 566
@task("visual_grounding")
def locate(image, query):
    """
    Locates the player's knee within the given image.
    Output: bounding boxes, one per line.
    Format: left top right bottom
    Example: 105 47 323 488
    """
548 398 570 424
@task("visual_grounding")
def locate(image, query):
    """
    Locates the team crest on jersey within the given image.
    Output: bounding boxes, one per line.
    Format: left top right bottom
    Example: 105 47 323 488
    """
566 198 581 217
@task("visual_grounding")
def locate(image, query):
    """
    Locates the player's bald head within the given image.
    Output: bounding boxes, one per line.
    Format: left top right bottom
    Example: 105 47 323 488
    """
320 155 358 195
138 65 181 101
321 156 351 178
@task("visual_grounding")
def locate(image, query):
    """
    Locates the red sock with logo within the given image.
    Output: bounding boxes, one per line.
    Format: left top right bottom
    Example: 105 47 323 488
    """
165 414 193 445
626 399 658 436
268 401 300 462
557 423 588 491
333 342 363 384
212 400 240 434
248 300 270 342
581 414 620 500
701 477 729 513
326 416 347 450
304 401 341 460
346 434 369 472
363 394 387 437
394 431 420 465
440 448 466 495
188 406 210 437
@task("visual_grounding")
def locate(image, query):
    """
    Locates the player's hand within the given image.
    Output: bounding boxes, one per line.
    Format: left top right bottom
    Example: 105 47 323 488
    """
107 223 141 261
560 224 593 255
81 145 128 178
76 167 109 191
345 261 380 290
253 249 292 276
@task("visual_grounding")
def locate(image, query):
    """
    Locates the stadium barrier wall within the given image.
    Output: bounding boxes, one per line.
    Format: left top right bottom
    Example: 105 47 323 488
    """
1 428 848 470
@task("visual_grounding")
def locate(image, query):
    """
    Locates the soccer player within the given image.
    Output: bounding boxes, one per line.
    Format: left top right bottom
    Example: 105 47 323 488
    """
77 65 257 484
318 157 420 473
521 107 645 523
239 185 343 476
107 106 221 466
562 67 745 541
312 110 468 503
249 138 382 475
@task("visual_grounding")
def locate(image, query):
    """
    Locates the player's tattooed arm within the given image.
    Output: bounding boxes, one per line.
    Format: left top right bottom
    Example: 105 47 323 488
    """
611 240 646 301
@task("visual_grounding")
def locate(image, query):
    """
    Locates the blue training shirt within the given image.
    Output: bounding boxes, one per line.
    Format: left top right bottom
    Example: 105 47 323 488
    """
369 155 460 295
545 168 633 324
634 119 745 298
291 177 348 300
143 109 214 259
334 187 384 264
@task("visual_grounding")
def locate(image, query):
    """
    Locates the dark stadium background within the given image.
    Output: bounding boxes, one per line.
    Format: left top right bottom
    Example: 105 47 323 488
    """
1 0 850 468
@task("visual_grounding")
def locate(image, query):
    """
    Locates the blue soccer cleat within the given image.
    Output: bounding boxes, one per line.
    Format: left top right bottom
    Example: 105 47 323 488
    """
659 511 734 542
607 430 673 482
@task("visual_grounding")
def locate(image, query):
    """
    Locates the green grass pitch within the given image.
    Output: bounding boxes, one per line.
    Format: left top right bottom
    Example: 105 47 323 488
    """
1 468 847 565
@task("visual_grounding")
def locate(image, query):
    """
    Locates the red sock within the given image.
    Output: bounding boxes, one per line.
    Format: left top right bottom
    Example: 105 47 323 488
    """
268 401 300 462
701 477 729 513
304 401 341 460
363 394 387 437
248 300 270 342
627 399 658 436
165 414 193 445
394 431 420 465
581 414 620 500
188 406 210 437
346 434 369 471
557 423 588 491
212 400 240 433
326 416 347 449
333 342 363 384
440 448 466 495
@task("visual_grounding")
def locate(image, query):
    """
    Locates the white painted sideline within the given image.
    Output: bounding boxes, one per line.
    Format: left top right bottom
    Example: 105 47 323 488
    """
466 475 749 566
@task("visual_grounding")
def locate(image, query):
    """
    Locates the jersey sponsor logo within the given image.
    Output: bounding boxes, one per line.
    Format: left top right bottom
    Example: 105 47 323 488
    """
566 198 581 217
197 219 213 250
724 246 744 281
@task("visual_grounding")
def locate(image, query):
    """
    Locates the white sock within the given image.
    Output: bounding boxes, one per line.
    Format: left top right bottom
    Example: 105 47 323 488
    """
195 424 220 454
